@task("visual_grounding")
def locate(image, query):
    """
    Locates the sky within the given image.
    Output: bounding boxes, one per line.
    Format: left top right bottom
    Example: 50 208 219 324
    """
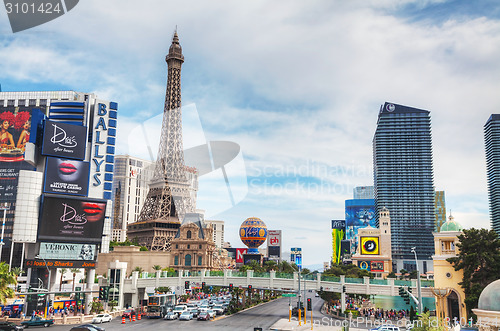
1 0 500 267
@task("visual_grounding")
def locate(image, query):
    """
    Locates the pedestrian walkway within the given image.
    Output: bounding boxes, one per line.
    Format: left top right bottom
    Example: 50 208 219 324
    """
270 318 354 330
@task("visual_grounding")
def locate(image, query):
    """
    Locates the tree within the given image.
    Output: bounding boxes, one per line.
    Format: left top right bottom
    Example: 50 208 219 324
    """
0 263 16 305
447 228 500 319
300 268 311 275
152 265 162 272
59 268 67 291
409 270 419 279
70 268 81 292
155 286 171 293
386 271 397 279
410 312 441 331
399 269 408 279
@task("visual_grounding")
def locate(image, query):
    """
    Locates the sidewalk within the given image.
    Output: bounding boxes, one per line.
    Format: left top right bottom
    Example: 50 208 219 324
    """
270 318 367 331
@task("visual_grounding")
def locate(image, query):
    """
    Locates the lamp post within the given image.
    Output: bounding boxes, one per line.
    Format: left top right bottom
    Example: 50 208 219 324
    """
0 202 9 261
410 247 423 314
35 255 51 318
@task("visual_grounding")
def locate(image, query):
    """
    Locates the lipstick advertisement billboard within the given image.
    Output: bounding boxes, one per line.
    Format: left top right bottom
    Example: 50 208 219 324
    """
38 195 106 243
43 157 90 196
41 120 87 160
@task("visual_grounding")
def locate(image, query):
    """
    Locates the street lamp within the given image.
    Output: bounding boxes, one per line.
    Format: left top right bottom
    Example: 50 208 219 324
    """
410 247 423 314
0 202 9 261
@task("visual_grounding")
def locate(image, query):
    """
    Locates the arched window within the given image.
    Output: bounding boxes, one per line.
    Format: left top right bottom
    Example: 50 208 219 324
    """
198 256 202 266
185 254 192 266
186 230 192 239
174 256 179 265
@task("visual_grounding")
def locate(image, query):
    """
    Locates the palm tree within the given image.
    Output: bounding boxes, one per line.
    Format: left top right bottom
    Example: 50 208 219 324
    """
59 268 68 291
0 262 16 305
133 266 144 273
11 267 23 278
70 268 81 292
152 265 161 272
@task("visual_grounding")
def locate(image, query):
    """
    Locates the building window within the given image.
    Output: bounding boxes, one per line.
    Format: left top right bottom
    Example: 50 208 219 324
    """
175 244 178 249
187 230 192 239
174 256 178 265
187 244 190 249
198 256 202 266
199 245 202 249
185 254 191 266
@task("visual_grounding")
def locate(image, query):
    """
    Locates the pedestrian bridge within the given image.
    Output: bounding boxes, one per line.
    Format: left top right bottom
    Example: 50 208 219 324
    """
121 270 435 307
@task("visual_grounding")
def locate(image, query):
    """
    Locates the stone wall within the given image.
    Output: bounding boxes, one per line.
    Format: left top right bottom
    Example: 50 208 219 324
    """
96 246 171 276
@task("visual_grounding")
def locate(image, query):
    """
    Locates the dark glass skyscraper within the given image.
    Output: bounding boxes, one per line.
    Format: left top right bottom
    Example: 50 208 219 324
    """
373 102 435 263
484 114 500 238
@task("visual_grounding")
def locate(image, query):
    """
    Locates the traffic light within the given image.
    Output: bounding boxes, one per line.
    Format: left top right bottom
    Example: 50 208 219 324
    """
229 283 233 291
248 285 252 291
408 287 412 293
99 286 106 300
342 285 346 293
202 282 206 290
17 285 21 292
103 286 109 301
75 292 81 301
185 281 190 290
398 286 405 297
307 298 312 311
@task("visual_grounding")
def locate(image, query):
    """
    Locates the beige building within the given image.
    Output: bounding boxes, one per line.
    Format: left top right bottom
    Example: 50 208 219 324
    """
96 245 171 276
206 220 225 248
432 215 467 321
351 207 392 277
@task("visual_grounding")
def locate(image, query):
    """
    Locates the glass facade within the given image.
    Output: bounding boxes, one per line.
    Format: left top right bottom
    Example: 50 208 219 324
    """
373 102 435 260
484 114 500 238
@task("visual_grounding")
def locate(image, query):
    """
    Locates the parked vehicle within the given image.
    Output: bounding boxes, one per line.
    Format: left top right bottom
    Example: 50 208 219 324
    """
21 316 54 328
197 311 210 321
92 313 112 324
370 326 401 331
178 311 193 321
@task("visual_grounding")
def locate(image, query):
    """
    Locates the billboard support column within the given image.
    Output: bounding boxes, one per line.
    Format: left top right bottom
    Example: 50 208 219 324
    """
9 241 14 271
85 268 95 315
20 243 25 271
0 202 9 260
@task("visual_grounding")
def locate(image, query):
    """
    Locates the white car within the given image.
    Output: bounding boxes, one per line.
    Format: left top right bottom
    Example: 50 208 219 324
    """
92 313 112 323
207 309 216 318
179 311 193 321
164 311 178 320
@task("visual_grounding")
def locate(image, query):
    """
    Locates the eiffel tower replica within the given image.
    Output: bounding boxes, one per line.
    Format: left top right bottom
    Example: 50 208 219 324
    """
127 31 195 251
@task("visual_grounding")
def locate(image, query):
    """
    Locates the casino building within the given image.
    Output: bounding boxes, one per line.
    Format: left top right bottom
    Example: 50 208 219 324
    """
0 90 117 314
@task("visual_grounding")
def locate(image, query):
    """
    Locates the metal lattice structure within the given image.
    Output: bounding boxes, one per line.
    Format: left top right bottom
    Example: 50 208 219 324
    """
130 31 194 251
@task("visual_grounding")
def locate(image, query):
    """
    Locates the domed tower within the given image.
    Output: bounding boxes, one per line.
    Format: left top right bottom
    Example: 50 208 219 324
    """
432 213 467 321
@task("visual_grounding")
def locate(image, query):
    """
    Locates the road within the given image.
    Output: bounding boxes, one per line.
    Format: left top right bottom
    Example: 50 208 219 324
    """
47 292 325 330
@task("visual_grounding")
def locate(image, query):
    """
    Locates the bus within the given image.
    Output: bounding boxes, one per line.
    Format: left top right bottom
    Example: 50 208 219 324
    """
146 293 176 318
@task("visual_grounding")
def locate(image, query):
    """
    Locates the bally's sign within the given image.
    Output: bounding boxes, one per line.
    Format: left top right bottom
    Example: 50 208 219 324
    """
42 120 87 160
38 242 97 261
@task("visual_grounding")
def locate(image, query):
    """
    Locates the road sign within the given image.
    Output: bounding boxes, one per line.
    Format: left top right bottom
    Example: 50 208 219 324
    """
283 293 297 297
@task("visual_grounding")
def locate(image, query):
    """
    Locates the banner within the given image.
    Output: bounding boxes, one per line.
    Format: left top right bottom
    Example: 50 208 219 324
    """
38 195 106 243
38 242 97 261
0 107 35 163
370 261 384 272
25 259 96 269
235 248 247 263
360 237 380 255
43 157 90 196
331 220 346 265
42 120 87 160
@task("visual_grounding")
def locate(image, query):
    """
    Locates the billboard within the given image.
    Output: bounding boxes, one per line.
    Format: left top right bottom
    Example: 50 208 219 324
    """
0 107 37 162
345 199 375 255
360 237 380 255
370 261 384 272
235 248 248 264
290 247 301 263
43 157 90 196
38 195 107 243
42 120 87 160
38 242 97 261
25 259 96 269
331 220 346 265
267 230 281 246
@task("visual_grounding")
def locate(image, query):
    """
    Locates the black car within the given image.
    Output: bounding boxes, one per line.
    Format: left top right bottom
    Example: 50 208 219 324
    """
69 324 104 331
0 321 24 330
